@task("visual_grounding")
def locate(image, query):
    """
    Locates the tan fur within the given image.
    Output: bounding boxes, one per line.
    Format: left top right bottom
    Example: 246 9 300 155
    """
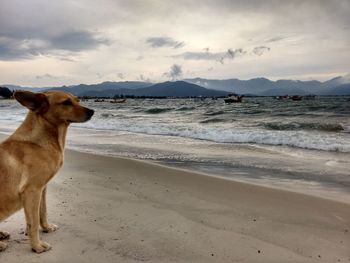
0 91 94 253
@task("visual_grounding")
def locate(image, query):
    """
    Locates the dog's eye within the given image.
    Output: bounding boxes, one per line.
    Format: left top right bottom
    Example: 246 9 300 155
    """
62 100 72 106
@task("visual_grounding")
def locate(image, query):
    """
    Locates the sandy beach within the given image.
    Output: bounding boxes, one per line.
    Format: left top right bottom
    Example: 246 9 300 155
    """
0 135 349 262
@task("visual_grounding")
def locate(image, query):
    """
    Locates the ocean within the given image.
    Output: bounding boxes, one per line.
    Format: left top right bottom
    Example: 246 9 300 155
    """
1 96 350 203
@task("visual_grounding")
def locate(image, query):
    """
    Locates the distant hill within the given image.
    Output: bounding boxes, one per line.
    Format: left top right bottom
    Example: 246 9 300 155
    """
80 81 229 97
321 74 350 89
2 84 47 92
319 83 350 96
130 81 228 97
185 75 350 96
45 81 152 94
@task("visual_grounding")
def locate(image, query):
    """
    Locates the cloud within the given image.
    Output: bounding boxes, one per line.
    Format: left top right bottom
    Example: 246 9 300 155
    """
137 74 151 82
146 37 185 49
266 36 285 43
163 64 183 80
0 30 111 60
36 73 56 79
117 73 124 79
175 48 245 64
253 46 271 56
50 31 110 51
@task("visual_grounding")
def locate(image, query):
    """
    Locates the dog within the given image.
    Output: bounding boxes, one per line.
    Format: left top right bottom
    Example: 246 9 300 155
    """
0 90 94 253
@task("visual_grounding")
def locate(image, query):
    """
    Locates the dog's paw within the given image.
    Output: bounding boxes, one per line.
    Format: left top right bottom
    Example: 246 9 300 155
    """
42 224 58 233
32 241 51 253
0 241 8 252
0 231 10 240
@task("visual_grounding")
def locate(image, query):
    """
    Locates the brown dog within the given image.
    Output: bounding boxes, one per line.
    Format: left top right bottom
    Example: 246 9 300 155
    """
0 90 94 253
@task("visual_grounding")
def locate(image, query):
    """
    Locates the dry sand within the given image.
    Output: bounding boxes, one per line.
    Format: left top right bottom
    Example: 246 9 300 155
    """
0 146 349 262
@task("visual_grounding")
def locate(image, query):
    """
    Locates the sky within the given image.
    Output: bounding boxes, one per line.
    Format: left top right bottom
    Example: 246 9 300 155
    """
0 0 349 87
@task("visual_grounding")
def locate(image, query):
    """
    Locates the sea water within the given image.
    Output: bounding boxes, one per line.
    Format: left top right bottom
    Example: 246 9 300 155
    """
1 96 349 202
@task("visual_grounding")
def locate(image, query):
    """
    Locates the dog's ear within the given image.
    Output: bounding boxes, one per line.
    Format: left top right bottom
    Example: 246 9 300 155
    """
14 91 49 114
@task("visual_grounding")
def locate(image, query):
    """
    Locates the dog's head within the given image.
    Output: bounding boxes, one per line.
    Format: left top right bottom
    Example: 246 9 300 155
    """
14 90 94 124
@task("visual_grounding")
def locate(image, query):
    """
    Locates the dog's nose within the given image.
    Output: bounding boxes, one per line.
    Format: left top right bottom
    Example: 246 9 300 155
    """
86 108 94 118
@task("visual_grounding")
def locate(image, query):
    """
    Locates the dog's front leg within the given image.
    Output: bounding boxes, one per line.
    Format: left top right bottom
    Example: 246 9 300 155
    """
21 188 51 253
40 187 58 233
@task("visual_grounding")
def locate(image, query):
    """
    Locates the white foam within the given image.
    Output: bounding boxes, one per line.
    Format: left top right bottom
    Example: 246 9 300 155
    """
77 117 350 152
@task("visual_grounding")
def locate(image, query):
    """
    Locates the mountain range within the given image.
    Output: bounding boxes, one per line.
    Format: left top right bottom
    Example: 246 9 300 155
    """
2 74 350 97
185 74 350 96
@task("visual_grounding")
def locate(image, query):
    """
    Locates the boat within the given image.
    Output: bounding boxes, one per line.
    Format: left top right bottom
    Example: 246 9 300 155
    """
276 95 289 100
110 98 127 103
224 94 243 103
291 95 302 101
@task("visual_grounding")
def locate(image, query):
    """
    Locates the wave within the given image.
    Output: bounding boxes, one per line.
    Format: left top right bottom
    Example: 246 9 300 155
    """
79 118 350 153
101 113 115 118
175 106 196 111
205 110 225 116
200 118 226 124
263 122 344 132
144 107 173 114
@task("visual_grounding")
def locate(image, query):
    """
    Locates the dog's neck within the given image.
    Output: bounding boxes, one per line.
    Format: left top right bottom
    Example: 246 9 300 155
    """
12 111 68 153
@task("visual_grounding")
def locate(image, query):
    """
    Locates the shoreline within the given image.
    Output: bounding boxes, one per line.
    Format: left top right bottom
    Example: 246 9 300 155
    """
0 144 349 262
1 129 350 204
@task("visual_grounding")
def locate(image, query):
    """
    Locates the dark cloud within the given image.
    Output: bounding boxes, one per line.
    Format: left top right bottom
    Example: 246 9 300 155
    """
163 64 183 80
253 46 271 56
0 37 42 60
50 31 110 51
146 37 185 49
175 48 245 64
0 30 111 60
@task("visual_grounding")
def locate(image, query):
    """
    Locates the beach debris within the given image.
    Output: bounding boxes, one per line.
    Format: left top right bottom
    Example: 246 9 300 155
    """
258 250 261 254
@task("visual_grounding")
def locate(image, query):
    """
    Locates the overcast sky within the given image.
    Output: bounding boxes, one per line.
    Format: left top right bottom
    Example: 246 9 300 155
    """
0 0 349 86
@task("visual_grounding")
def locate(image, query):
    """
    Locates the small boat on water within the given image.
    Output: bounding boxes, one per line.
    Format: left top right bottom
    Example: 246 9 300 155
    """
276 95 289 100
224 94 243 103
291 95 302 101
110 98 127 103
